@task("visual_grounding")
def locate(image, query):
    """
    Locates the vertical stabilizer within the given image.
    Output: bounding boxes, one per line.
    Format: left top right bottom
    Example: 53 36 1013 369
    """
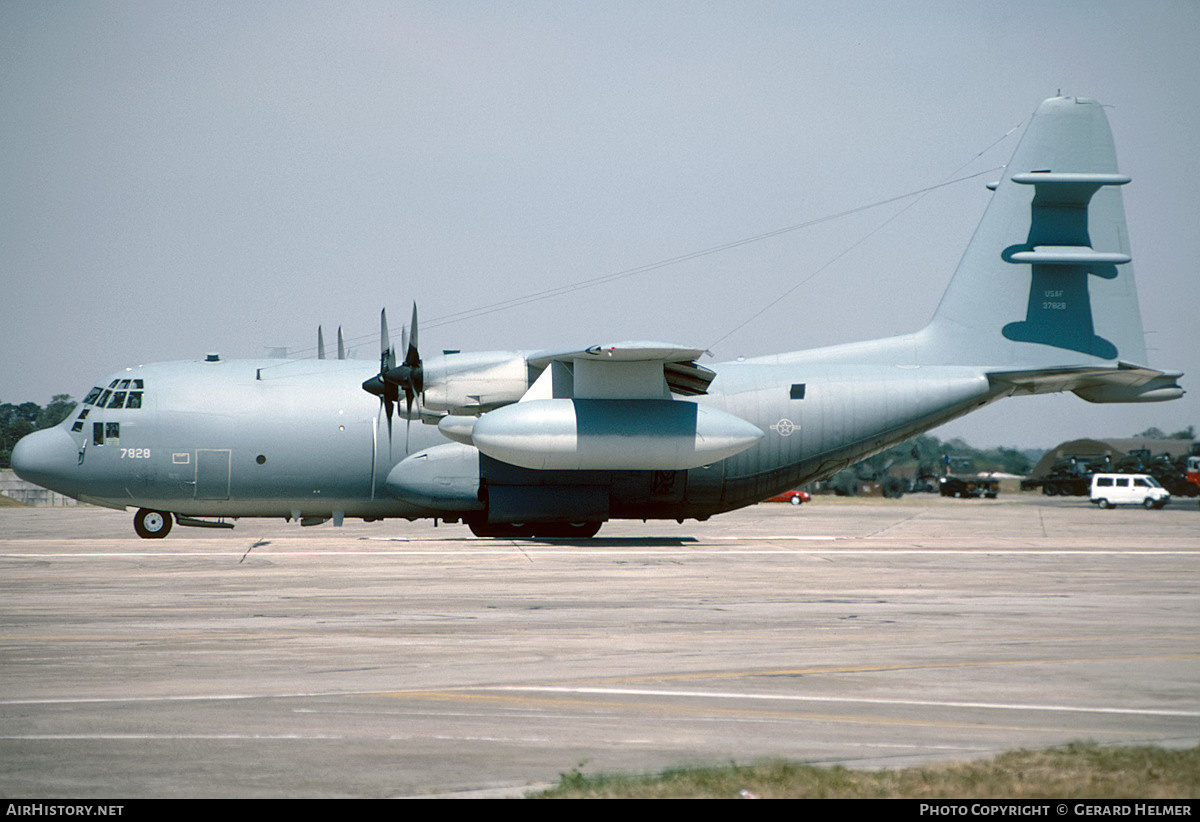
922 97 1148 369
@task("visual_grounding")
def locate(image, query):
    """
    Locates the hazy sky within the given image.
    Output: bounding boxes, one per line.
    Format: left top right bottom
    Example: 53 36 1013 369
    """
2 1 1197 449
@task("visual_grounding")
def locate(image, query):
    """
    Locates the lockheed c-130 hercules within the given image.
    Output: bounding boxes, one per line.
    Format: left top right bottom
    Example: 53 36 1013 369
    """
12 97 1184 539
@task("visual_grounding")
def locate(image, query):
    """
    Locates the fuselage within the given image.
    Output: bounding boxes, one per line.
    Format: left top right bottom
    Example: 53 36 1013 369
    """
12 350 1001 525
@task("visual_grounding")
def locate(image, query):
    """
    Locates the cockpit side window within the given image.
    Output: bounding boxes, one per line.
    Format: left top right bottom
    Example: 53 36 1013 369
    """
84 387 103 405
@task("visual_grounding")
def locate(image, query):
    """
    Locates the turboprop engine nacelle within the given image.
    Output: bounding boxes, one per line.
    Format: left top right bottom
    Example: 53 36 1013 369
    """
420 351 531 415
471 398 764 471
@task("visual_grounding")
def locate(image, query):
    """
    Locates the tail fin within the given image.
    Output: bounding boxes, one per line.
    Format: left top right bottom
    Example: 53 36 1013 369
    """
924 96 1149 369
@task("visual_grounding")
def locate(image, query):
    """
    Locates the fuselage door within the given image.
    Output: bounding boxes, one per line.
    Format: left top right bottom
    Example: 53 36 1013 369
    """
195 449 231 500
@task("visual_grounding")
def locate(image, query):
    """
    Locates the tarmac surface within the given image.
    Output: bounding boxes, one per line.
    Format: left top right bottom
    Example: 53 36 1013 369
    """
1 495 1198 798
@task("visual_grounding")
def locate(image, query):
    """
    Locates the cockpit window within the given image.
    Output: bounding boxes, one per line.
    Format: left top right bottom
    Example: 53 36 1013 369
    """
84 380 145 410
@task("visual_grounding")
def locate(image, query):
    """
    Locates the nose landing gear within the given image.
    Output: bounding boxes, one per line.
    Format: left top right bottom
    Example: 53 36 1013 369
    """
134 508 173 539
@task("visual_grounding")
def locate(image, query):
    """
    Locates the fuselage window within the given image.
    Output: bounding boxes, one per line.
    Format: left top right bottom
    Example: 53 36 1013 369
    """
790 383 807 400
107 392 127 409
78 409 90 420
105 422 120 444
126 392 143 409
72 421 84 432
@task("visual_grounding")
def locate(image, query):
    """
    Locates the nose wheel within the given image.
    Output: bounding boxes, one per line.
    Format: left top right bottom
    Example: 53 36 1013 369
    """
134 508 174 539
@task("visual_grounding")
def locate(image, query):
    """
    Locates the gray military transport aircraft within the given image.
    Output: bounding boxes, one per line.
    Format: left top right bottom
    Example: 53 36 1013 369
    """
11 97 1183 539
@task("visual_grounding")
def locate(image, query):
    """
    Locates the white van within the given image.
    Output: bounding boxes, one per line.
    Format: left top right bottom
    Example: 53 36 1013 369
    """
1089 473 1171 509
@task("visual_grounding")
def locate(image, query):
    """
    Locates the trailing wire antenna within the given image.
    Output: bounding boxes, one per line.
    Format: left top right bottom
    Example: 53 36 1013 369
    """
290 119 1025 358
708 118 1026 351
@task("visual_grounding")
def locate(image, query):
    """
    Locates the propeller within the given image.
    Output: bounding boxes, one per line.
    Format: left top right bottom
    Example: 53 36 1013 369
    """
385 303 424 426
361 304 423 450
362 309 400 447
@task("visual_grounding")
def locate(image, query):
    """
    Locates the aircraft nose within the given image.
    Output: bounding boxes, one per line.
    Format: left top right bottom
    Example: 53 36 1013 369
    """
11 426 79 493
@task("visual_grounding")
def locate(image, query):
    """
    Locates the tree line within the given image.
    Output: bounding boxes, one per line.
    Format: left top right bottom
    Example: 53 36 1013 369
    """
0 396 77 468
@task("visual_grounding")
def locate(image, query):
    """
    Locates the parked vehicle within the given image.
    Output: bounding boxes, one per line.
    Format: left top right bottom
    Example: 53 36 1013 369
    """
768 490 811 505
938 475 999 499
1021 454 1111 496
1089 473 1170 509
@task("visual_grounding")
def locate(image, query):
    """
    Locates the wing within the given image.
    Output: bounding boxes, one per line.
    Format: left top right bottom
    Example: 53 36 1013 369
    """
525 341 716 399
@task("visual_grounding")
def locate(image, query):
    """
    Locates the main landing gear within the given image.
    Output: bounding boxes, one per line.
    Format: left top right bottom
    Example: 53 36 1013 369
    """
466 520 603 539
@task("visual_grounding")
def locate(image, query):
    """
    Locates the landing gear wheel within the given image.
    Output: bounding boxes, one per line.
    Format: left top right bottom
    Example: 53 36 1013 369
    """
467 520 535 538
534 521 603 539
134 508 173 539
466 519 602 539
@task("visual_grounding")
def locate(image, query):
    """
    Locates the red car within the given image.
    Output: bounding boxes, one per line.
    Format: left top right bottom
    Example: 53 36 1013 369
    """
768 490 810 505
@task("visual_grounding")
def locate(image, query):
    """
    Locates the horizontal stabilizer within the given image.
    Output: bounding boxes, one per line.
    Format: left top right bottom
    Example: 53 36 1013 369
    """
989 363 1183 403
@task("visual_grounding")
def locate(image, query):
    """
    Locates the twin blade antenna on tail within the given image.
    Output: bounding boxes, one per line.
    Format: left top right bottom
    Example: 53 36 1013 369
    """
361 304 423 451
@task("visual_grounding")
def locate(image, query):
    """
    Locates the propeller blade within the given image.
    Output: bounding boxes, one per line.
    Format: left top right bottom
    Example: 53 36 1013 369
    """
337 326 345 360
380 309 395 372
317 326 326 360
405 303 420 369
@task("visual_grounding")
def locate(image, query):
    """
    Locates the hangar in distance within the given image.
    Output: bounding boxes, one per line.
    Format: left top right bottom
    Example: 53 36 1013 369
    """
12 97 1182 539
